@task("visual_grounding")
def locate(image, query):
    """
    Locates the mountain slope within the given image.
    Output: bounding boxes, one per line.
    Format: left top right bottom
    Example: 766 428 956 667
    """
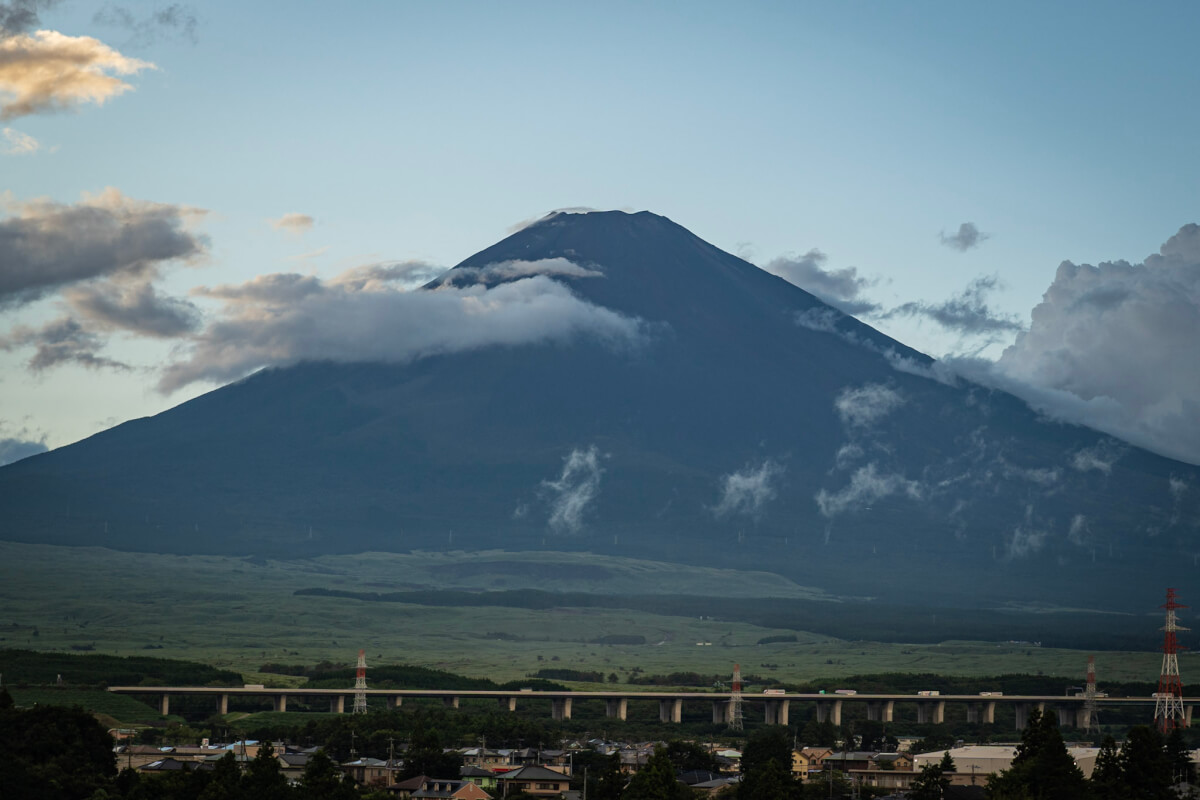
2 211 1197 608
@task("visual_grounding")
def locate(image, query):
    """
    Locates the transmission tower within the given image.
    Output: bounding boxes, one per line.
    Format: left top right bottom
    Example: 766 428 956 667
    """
1082 655 1100 737
1155 588 1188 733
728 663 744 731
353 649 368 715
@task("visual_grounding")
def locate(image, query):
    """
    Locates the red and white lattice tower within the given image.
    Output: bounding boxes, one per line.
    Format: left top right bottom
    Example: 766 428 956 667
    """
1083 655 1100 736
353 649 368 715
1155 589 1188 733
729 663 744 731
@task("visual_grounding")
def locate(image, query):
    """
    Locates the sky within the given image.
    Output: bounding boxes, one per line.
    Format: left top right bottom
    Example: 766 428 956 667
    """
2 1 1199 465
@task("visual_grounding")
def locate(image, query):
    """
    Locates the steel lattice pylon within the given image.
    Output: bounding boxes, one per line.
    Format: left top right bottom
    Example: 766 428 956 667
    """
353 649 368 715
728 663 744 731
1155 589 1188 733
1083 655 1100 737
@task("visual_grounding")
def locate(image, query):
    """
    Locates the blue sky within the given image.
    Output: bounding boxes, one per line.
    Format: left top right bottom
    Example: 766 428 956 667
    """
2 1 1199 462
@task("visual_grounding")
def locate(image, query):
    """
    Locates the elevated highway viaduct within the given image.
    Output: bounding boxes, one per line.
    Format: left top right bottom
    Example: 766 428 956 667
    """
108 687 1176 730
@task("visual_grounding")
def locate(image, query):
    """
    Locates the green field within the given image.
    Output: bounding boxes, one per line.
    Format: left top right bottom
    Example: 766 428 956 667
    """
0 541 1169 690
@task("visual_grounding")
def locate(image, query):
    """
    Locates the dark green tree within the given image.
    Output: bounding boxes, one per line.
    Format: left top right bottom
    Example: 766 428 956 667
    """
664 740 720 774
242 742 290 800
621 746 690 800
298 750 358 800
910 759 950 800
739 728 799 800
197 752 246 800
986 708 1087 800
1117 726 1171 800
398 724 462 780
1088 735 1122 800
1165 727 1194 786
939 751 956 773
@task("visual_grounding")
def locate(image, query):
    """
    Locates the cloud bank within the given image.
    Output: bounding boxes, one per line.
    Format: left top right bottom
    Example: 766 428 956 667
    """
0 28 153 119
0 187 208 307
163 260 649 392
996 223 1200 464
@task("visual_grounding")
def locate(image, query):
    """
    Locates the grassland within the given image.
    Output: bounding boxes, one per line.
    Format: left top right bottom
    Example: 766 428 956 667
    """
0 541 1169 689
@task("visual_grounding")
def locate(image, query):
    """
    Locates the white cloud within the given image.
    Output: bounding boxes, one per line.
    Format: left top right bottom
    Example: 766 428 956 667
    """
434 258 604 287
540 445 604 534
834 383 904 429
163 264 649 392
815 462 922 518
713 459 784 519
1071 441 1124 475
997 223 1200 465
0 29 154 119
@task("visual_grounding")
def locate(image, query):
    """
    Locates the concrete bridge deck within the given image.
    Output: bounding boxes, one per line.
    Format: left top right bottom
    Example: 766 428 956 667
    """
108 686 1177 729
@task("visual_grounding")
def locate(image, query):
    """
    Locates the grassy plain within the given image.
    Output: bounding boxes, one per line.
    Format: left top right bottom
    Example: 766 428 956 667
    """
0 542 1167 688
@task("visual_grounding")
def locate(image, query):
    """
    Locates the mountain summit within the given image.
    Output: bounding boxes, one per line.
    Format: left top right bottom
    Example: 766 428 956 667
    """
2 210 1196 607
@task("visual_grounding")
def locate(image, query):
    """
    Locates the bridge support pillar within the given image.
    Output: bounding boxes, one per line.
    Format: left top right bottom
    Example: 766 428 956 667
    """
273 695 287 713
765 699 790 725
1075 707 1092 729
867 701 894 723
387 696 402 710
606 698 627 720
967 702 995 725
331 696 345 714
659 698 682 723
1186 706 1194 726
1014 702 1045 731
159 694 170 716
816 700 842 726
1056 705 1075 729
443 696 459 709
217 694 228 715
552 697 572 721
916 701 945 725
500 696 517 712
712 701 730 724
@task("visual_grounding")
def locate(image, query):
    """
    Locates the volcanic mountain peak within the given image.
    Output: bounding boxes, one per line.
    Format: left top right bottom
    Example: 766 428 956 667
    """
2 211 1198 609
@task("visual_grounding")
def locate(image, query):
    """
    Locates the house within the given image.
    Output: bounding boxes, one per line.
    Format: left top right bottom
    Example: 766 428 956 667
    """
792 747 832 780
341 756 392 786
494 764 572 796
823 751 879 773
460 765 499 793
872 753 913 772
411 779 492 799
393 774 430 799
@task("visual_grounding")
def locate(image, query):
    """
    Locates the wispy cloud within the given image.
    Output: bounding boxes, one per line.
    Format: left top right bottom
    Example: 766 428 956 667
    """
1070 441 1124 475
92 3 198 47
1005 505 1048 559
540 445 604 533
0 416 48 465
713 459 783 519
0 316 130 371
815 462 922 518
834 383 904 429
763 249 879 315
268 212 314 236
1 124 38 153
882 276 1023 336
432 258 604 288
940 222 989 252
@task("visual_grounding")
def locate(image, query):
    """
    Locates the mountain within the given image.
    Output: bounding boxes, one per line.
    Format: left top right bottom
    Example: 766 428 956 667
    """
2 210 1197 608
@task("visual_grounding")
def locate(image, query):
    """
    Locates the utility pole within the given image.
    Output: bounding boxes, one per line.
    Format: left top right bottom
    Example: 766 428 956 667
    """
1155 588 1188 733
